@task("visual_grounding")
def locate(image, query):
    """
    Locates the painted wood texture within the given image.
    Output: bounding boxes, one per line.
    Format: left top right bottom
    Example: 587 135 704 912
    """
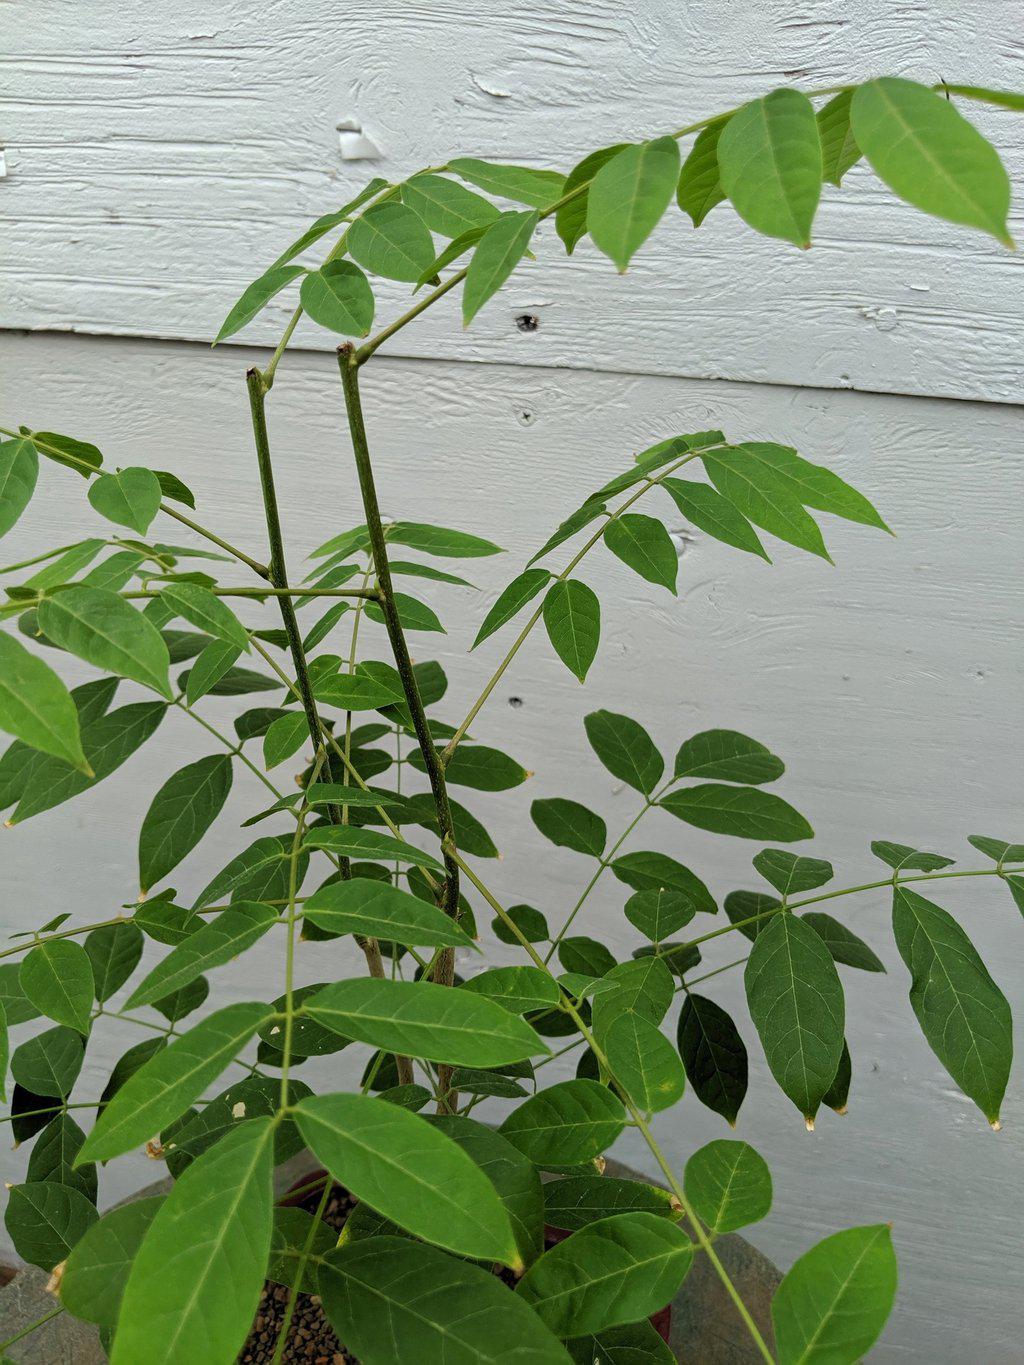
1 333 1022 1360
2 2 1024 401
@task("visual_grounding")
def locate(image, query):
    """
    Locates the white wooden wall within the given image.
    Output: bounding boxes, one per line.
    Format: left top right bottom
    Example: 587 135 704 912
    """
2 5 1023 1360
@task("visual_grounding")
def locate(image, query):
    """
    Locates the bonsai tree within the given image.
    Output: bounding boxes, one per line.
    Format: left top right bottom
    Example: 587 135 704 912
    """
0 75 1020 1365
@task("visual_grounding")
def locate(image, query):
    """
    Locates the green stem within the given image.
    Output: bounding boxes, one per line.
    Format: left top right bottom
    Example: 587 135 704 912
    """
337 346 461 1108
335 350 460 922
173 697 282 800
268 1176 333 1365
0 1307 65 1352
449 848 774 1363
246 368 387 988
279 758 322 1107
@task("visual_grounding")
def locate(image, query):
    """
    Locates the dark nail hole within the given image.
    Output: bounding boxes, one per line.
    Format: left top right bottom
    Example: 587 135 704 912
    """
515 314 540 333
507 696 524 708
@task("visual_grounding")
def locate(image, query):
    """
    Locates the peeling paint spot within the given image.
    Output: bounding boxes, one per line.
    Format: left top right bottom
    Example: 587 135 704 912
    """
469 71 512 99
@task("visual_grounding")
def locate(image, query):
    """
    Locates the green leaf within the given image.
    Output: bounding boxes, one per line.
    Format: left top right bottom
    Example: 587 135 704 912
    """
745 913 845 1125
718 89 822 247
0 1001 6 1102
306 978 548 1067
603 513 678 592
88 468 162 535
684 1139 772 1234
38 586 171 697
674 728 784 784
84 922 144 1003
414 225 489 288
214 263 306 343
604 1013 685 1113
318 1237 574 1365
261 711 309 768
871 840 954 872
753 849 833 895
270 181 389 267
677 992 748 1124
111 1118 275 1365
79 1001 272 1161
11 1024 84 1097
891 886 1011 1125
153 975 210 1024
0 632 89 772
584 710 664 795
153 471 194 509
411 743 527 792
26 1112 96 1201
449 158 566 209
528 502 607 568
313 670 405 710
32 431 103 477
60 1197 163 1326
772 1223 898 1364
349 201 436 282
517 1212 692 1336
461 966 560 1015
802 912 885 973
0 438 39 539
190 834 289 909
296 1092 521 1266
493 903 550 946
473 568 551 648
587 137 681 270
500 1080 626 1166
591 957 674 1036
676 120 727 226
611 852 716 915
662 477 769 560
126 904 277 1009
462 210 539 326
20 941 94 1035
0 962 39 1025
303 878 475 949
624 888 694 942
823 1039 852 1114
558 937 616 979
731 442 889 533
543 579 600 682
160 582 249 651
303 825 445 870
817 89 861 186
138 753 233 892
8 698 166 825
700 447 830 560
4 1181 98 1271
184 639 241 705
430 1113 545 1266
556 144 629 253
300 260 375 336
267 1206 335 1292
386 520 503 558
543 1176 680 1233
851 77 1012 244
722 891 773 945
402 173 500 237
365 591 445 633
567 1320 675 1365
532 797 606 857
663 784 811 841
968 834 1024 864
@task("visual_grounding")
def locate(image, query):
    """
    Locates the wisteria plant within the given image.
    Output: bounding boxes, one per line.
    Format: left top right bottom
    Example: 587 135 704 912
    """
1 76 1021 1365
